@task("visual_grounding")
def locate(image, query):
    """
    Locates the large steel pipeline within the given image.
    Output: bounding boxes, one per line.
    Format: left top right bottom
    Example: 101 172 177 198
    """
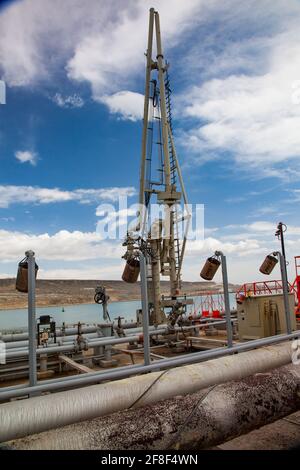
0 341 296 442
0 331 299 401
4 362 300 450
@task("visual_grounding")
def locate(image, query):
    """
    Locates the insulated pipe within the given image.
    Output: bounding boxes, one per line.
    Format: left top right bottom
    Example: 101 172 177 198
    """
5 363 300 450
0 340 297 442
0 326 98 343
1 325 134 344
13 323 173 348
5 328 163 353
4 329 166 359
4 335 112 356
0 330 298 401
1 333 29 343
0 320 188 344
4 335 141 359
5 333 101 349
5 334 118 351
1 323 141 343
3 320 233 359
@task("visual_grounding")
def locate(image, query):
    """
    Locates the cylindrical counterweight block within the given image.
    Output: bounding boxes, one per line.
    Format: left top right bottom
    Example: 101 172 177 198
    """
200 257 221 281
259 254 278 275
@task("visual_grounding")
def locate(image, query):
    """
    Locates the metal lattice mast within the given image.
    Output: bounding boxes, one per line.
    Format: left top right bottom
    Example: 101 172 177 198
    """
124 8 190 324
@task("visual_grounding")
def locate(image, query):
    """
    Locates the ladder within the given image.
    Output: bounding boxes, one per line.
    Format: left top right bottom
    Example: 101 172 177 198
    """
165 69 181 286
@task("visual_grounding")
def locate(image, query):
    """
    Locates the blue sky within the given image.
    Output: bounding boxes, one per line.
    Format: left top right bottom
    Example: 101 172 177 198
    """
0 0 300 283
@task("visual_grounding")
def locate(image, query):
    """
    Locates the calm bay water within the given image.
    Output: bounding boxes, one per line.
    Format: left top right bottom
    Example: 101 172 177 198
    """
0 301 141 331
0 294 236 332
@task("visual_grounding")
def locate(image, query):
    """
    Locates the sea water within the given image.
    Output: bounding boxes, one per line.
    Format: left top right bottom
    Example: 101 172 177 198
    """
0 294 236 332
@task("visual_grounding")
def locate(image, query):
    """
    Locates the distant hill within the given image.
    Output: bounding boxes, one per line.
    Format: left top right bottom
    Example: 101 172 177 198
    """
0 279 239 310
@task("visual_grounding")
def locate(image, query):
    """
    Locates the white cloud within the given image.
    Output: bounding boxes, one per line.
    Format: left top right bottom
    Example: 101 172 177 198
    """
226 221 300 236
0 0 118 86
178 2 300 178
0 220 298 282
52 93 84 108
67 0 202 95
0 228 122 262
101 91 144 121
38 264 123 280
186 236 264 258
0 0 202 90
15 150 38 166
3 0 300 155
0 227 266 281
0 185 136 208
0 0 203 118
